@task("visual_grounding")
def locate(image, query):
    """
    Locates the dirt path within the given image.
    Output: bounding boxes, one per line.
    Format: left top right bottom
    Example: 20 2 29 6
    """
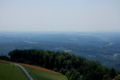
14 63 34 80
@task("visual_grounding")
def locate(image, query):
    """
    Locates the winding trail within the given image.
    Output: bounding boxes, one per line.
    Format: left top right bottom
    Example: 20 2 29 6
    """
14 63 34 80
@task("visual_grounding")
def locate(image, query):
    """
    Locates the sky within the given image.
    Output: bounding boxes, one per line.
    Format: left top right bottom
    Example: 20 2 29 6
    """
0 0 120 32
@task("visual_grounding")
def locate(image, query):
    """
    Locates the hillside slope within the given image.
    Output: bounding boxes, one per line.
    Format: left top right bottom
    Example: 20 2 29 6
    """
0 62 28 80
21 63 68 80
0 60 68 80
26 66 68 80
8 49 120 80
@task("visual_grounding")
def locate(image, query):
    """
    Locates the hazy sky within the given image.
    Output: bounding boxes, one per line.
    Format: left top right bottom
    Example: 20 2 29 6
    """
0 0 120 32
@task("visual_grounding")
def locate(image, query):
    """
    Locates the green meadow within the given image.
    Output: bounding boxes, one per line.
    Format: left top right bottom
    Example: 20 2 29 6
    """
0 62 28 80
26 67 68 80
0 61 68 80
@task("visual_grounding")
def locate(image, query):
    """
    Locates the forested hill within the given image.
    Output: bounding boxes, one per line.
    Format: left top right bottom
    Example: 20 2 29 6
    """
2 49 120 80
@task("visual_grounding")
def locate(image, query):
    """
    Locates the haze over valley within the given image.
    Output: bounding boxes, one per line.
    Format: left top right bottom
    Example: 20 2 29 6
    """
0 32 120 70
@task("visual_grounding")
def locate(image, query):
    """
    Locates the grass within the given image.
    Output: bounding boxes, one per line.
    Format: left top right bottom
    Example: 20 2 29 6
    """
26 67 68 80
0 62 28 80
0 60 68 80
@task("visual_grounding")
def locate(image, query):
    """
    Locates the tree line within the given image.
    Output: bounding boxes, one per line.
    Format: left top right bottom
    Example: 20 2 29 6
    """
0 49 120 80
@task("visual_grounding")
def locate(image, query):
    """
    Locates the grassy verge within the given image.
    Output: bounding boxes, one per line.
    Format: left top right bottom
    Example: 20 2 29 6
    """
26 67 68 80
0 62 28 80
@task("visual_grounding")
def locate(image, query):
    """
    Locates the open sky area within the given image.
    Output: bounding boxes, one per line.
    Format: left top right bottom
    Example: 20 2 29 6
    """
0 0 120 32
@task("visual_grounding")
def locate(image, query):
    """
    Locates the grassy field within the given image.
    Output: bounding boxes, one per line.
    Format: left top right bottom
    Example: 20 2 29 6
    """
0 60 68 80
0 62 28 80
26 67 68 80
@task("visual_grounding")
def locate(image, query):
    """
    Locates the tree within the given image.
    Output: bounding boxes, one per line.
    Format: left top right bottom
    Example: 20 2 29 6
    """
109 68 117 79
113 75 120 80
103 74 112 80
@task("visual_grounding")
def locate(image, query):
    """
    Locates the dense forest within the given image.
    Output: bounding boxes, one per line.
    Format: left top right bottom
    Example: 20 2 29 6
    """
1 49 120 80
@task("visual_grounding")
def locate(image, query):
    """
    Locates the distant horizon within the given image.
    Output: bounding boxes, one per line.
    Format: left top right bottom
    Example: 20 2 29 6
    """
0 30 120 34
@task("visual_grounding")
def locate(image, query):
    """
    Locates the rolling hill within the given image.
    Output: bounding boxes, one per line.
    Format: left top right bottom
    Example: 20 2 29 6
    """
0 60 68 80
